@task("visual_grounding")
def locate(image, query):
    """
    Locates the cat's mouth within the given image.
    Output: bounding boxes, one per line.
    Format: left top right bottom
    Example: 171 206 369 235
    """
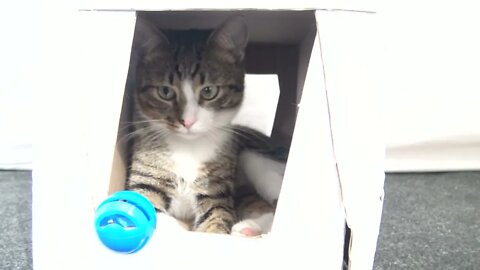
174 125 206 140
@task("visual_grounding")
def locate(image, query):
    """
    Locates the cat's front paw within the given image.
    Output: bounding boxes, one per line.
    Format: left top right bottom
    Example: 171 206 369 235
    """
231 219 263 237
231 212 274 237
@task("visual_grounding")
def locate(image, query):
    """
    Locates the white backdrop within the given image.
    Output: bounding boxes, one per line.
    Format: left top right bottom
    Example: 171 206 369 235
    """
382 1 480 171
1 1 479 171
0 0 40 170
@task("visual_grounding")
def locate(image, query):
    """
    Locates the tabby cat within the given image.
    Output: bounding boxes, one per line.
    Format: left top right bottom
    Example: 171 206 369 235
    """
126 15 286 236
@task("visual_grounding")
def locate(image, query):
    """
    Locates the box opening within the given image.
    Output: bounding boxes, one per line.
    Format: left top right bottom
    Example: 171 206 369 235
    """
109 10 317 236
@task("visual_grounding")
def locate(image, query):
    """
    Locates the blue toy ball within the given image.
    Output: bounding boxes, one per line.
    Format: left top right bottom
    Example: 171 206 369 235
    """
94 191 157 253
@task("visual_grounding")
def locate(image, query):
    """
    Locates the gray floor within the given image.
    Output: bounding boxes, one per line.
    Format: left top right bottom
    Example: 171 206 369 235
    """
374 172 479 270
0 171 478 269
0 171 32 270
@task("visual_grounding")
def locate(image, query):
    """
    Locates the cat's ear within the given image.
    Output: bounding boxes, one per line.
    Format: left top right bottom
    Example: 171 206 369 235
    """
133 16 170 59
208 15 248 62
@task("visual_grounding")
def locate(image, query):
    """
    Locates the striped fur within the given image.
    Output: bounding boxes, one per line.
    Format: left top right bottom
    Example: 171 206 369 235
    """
126 15 285 235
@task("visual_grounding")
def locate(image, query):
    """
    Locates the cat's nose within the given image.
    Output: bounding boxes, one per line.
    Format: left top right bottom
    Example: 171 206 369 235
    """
181 118 196 129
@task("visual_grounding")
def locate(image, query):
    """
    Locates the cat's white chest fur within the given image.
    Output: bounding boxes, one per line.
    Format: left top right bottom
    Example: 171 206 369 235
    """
166 133 229 220
170 151 203 184
168 135 224 184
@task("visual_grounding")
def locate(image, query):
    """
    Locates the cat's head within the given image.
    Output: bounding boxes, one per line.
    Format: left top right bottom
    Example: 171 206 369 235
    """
133 15 248 140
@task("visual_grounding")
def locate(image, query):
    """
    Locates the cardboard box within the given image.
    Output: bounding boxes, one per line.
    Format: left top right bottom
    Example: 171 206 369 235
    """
34 3 383 270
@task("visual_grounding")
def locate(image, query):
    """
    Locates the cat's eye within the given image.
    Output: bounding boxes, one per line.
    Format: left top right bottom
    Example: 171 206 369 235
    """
156 86 176 101
200 86 219 100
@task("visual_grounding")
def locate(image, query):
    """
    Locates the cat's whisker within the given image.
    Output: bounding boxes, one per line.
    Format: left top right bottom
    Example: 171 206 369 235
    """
117 129 144 143
117 124 162 144
206 129 224 144
217 125 269 144
118 120 168 134
141 127 168 145
121 119 166 125
147 130 168 144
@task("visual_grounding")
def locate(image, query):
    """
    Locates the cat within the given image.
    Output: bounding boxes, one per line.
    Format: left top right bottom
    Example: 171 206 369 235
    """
125 14 286 237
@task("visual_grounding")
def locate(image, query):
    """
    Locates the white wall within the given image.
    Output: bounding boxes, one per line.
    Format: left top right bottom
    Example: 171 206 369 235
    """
0 1 40 169
382 1 480 171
